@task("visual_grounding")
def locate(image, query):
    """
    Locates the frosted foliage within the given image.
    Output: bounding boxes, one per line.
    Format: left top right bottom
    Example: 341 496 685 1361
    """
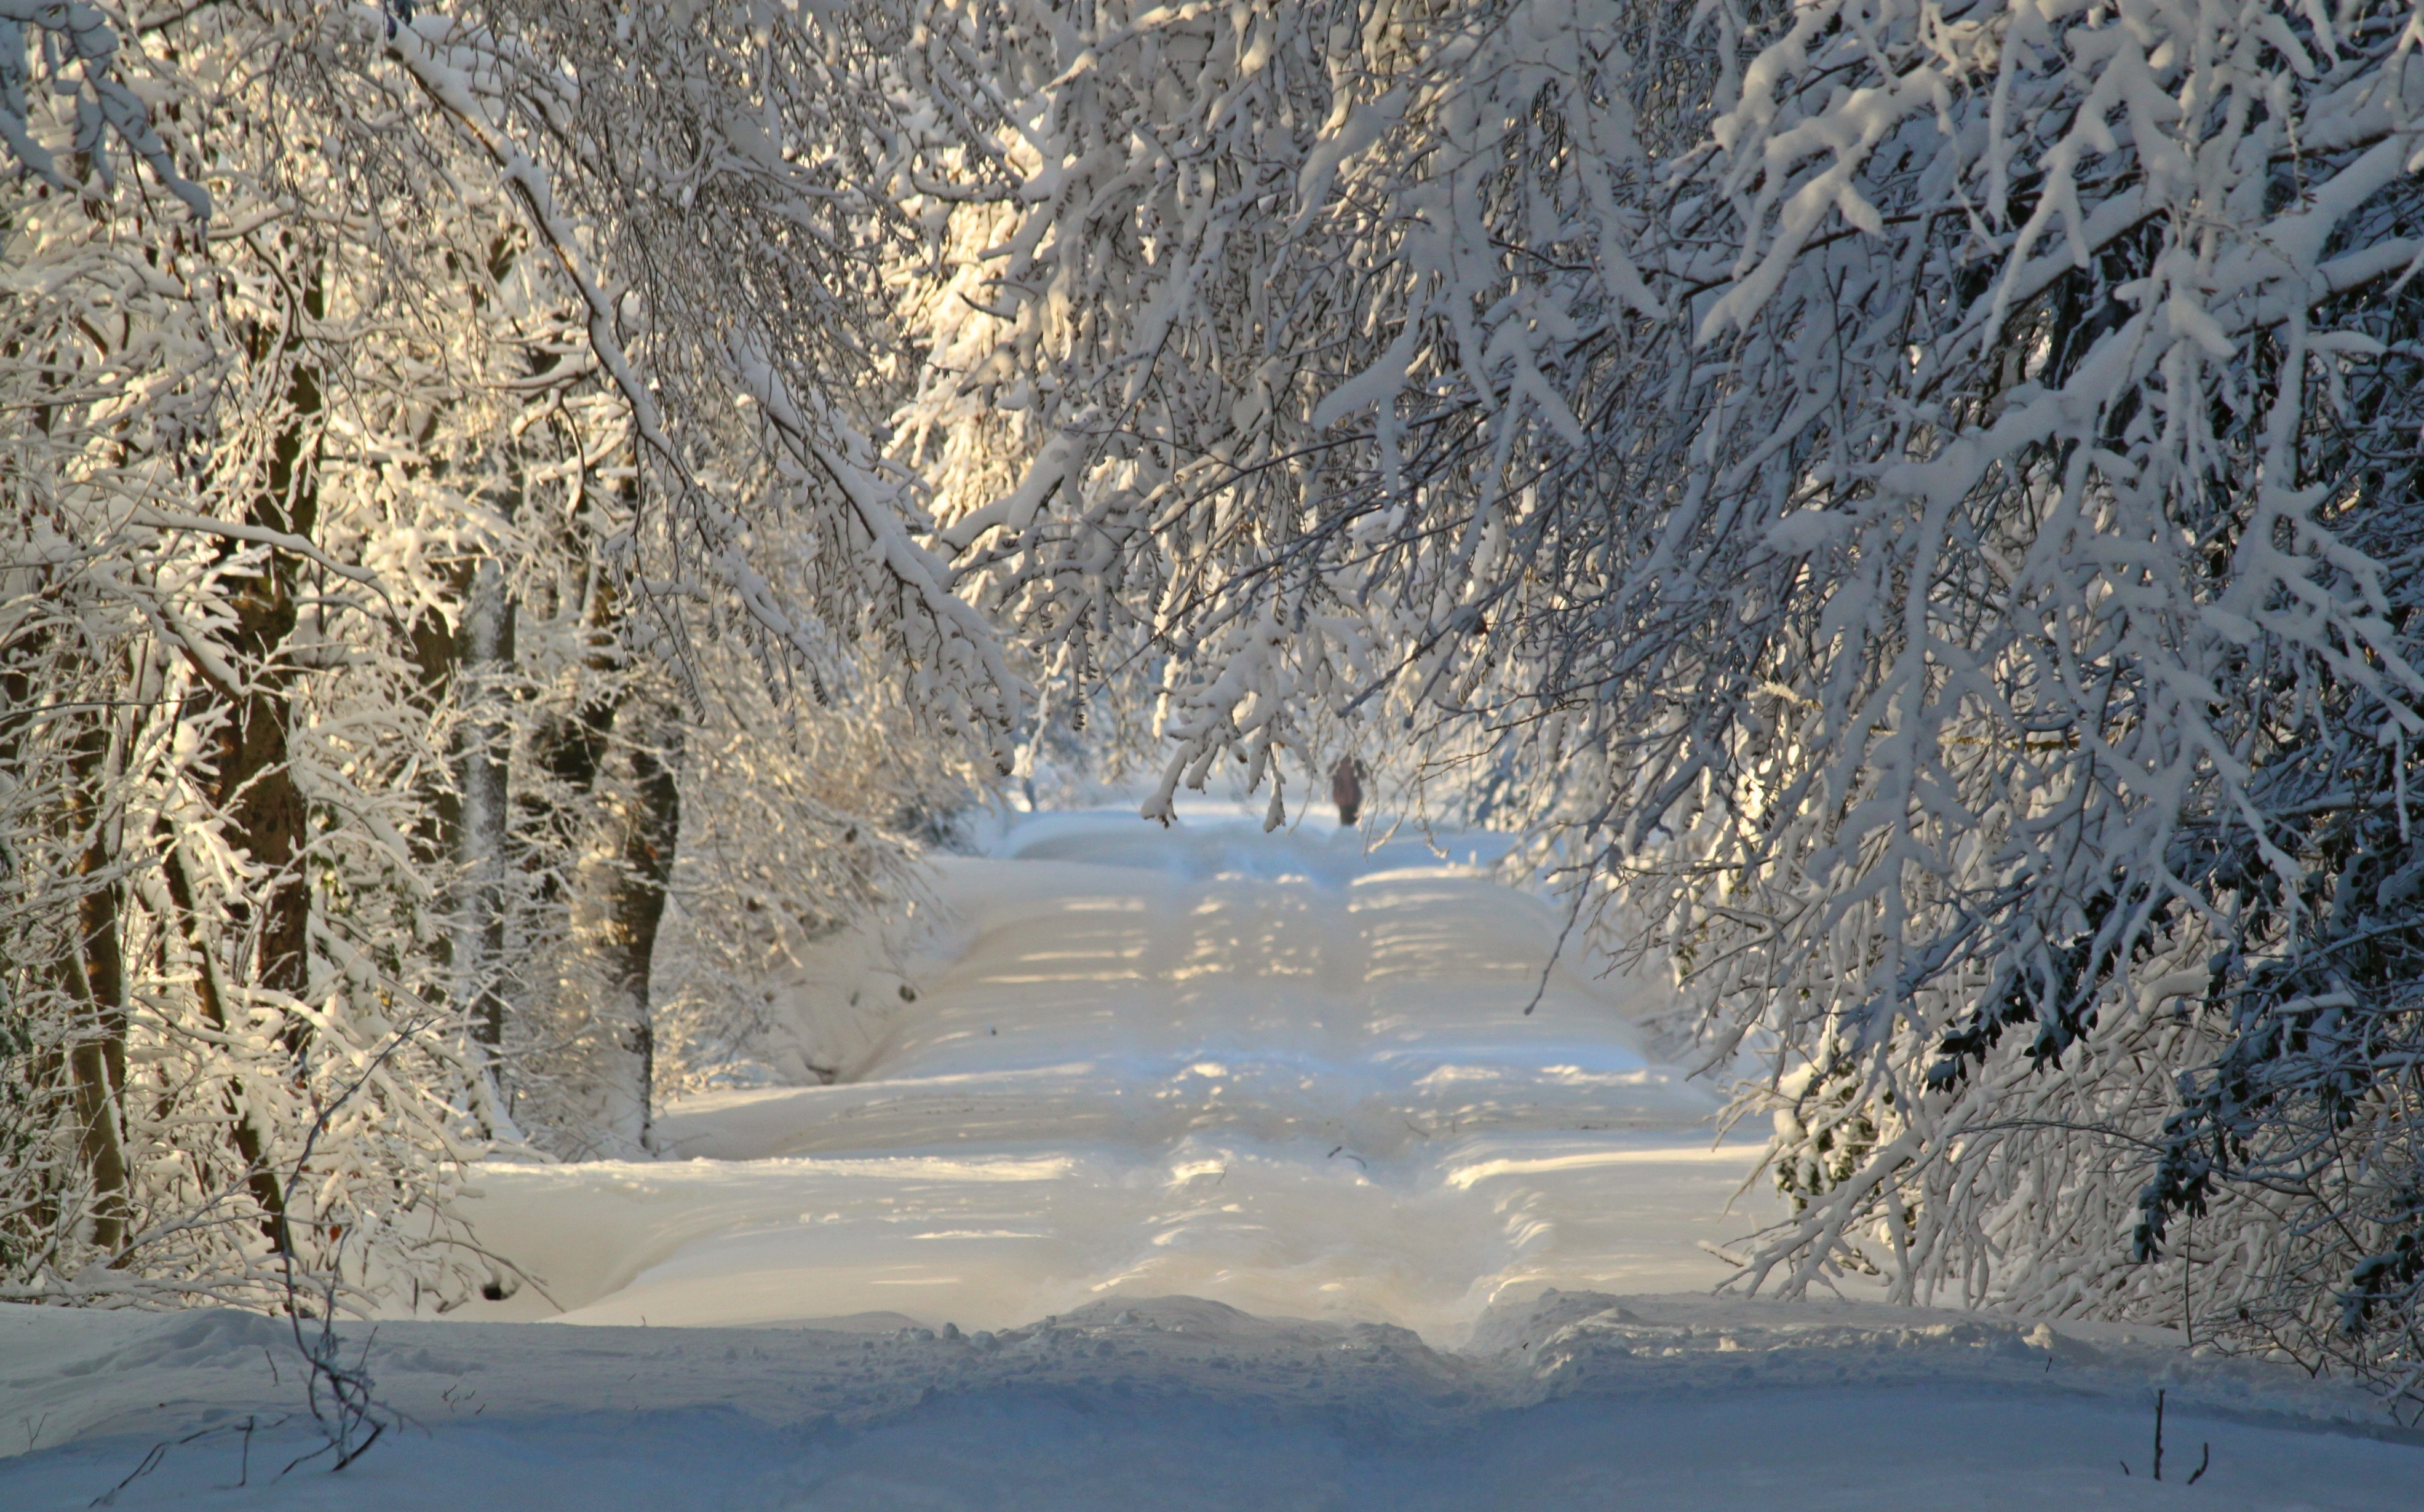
0 2 210 219
0 53 477 1304
650 700 966 1099
0 1 972 1310
10 0 2424 1396
377 1 1023 764
895 0 2424 1378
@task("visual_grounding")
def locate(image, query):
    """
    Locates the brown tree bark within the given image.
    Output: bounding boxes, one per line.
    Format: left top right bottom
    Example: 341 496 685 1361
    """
453 534 517 1051
0 659 63 1251
58 972 129 1259
207 269 325 1048
63 716 130 1257
575 693 681 1151
161 847 292 1255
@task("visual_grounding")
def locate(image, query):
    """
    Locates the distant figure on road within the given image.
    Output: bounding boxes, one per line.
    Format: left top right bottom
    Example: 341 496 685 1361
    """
1330 756 1367 827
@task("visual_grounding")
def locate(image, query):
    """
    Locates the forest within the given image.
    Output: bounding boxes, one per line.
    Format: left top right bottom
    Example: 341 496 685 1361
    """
5 0 2424 1411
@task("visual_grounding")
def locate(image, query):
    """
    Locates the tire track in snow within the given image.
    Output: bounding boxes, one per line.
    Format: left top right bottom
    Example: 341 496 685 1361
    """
448 813 1762 1342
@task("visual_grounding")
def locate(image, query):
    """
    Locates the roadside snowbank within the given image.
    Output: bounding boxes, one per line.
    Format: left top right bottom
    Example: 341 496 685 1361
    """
3 1289 2420 1510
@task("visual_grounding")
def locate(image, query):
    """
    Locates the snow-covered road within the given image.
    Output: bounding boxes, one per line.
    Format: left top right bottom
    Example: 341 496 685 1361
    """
9 811 2424 1508
451 811 1758 1341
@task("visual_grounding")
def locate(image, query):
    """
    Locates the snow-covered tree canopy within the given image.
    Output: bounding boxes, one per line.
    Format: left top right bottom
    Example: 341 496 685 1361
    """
10 0 2424 1394
369 0 1023 760
892 0 2424 1376
0 0 976 1307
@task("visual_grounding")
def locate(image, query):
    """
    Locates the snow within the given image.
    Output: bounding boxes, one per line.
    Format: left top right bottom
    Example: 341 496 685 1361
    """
6 1291 2423 1509
6 810 2422 1506
445 810 1749 1340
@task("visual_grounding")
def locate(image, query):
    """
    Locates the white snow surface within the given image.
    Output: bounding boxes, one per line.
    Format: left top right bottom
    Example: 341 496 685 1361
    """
6 810 2422 1507
453 809 1752 1340
5 1291 2422 1509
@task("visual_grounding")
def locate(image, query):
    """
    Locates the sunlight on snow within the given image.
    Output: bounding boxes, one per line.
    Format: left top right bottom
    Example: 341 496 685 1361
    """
444 811 1769 1345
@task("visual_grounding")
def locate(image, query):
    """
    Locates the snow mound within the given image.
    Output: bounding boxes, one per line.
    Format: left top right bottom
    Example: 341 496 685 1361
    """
4 1291 2422 1510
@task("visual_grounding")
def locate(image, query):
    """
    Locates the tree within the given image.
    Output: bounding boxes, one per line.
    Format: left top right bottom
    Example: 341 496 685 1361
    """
892 0 2424 1384
0 0 986 1307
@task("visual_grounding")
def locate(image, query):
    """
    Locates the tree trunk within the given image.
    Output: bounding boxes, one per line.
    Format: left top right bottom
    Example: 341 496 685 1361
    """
592 695 681 1152
208 266 325 1051
158 849 292 1254
60 988 129 1258
450 242 549 1061
64 716 129 1257
454 550 516 1051
405 609 461 907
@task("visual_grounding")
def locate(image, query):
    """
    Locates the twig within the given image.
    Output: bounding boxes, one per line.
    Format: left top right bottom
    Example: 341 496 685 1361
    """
89 1441 166 1506
216 1417 255 1491
2155 1388 2166 1480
